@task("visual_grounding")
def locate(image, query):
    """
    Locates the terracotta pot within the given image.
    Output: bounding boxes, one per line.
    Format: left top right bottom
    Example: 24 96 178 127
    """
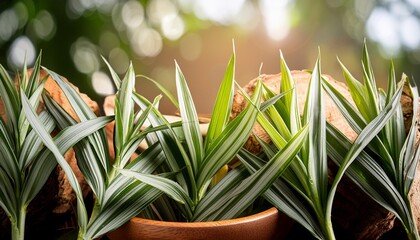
107 207 292 240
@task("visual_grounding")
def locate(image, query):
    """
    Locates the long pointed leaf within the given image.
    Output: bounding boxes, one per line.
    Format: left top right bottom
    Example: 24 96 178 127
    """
119 169 193 218
175 61 203 174
326 122 412 227
302 56 328 206
0 64 19 136
205 52 235 151
22 91 88 231
326 82 404 226
237 148 324 239
197 80 262 192
280 51 301 134
212 125 308 220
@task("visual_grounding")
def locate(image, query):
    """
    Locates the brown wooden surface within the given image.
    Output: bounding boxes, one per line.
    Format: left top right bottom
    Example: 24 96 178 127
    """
107 207 292 240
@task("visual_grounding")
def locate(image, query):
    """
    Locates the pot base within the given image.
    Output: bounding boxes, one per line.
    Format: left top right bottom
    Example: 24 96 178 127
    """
107 208 292 240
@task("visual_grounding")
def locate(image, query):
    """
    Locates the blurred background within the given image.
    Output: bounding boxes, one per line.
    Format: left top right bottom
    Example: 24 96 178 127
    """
0 0 419 114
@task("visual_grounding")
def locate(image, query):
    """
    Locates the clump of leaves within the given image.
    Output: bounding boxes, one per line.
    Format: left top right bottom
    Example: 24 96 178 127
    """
239 52 334 239
28 63 167 240
324 44 420 240
23 47 308 240
0 54 112 240
120 48 308 223
238 48 407 240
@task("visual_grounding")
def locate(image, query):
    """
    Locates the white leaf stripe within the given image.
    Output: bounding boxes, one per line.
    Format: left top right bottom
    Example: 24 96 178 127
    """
175 62 203 174
22 91 89 230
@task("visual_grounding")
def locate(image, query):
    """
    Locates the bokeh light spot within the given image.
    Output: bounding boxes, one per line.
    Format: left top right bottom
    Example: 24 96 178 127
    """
71 38 100 74
161 14 185 40
354 0 375 20
260 0 291 41
147 0 178 25
366 7 400 56
111 3 125 31
194 0 246 25
401 16 420 49
7 36 36 68
131 28 162 57
92 71 114 95
32 10 56 40
0 9 19 42
99 31 120 54
14 3 28 29
122 1 144 29
407 0 420 12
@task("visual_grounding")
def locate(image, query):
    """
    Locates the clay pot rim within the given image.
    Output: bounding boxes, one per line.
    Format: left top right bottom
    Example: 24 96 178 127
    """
128 207 279 228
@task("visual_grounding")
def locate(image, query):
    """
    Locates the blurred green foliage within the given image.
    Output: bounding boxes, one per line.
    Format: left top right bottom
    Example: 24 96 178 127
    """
0 0 419 107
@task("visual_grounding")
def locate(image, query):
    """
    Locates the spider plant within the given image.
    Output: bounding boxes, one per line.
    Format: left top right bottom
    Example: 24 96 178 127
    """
22 47 308 239
118 48 308 223
26 64 169 240
0 55 113 240
324 43 420 239
237 49 406 240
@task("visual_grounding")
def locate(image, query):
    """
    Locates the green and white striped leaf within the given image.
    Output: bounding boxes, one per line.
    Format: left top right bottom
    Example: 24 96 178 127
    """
0 166 17 220
322 78 396 177
87 185 162 239
116 62 135 144
211 125 308 221
326 123 410 224
18 80 46 147
21 91 89 231
0 64 19 137
175 61 203 174
205 52 235 151
19 111 55 169
302 56 328 205
119 169 193 214
326 82 404 226
197 80 262 193
193 165 249 221
102 56 122 89
0 119 19 182
237 148 324 239
400 79 419 195
132 92 191 194
280 51 301 134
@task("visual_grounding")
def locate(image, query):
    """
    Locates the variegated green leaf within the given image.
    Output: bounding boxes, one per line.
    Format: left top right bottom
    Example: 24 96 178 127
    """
326 82 404 230
280 51 301 134
22 91 89 231
302 56 328 206
205 52 235 151
197 80 262 193
211 125 308 221
175 61 203 174
119 169 193 217
0 64 19 136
